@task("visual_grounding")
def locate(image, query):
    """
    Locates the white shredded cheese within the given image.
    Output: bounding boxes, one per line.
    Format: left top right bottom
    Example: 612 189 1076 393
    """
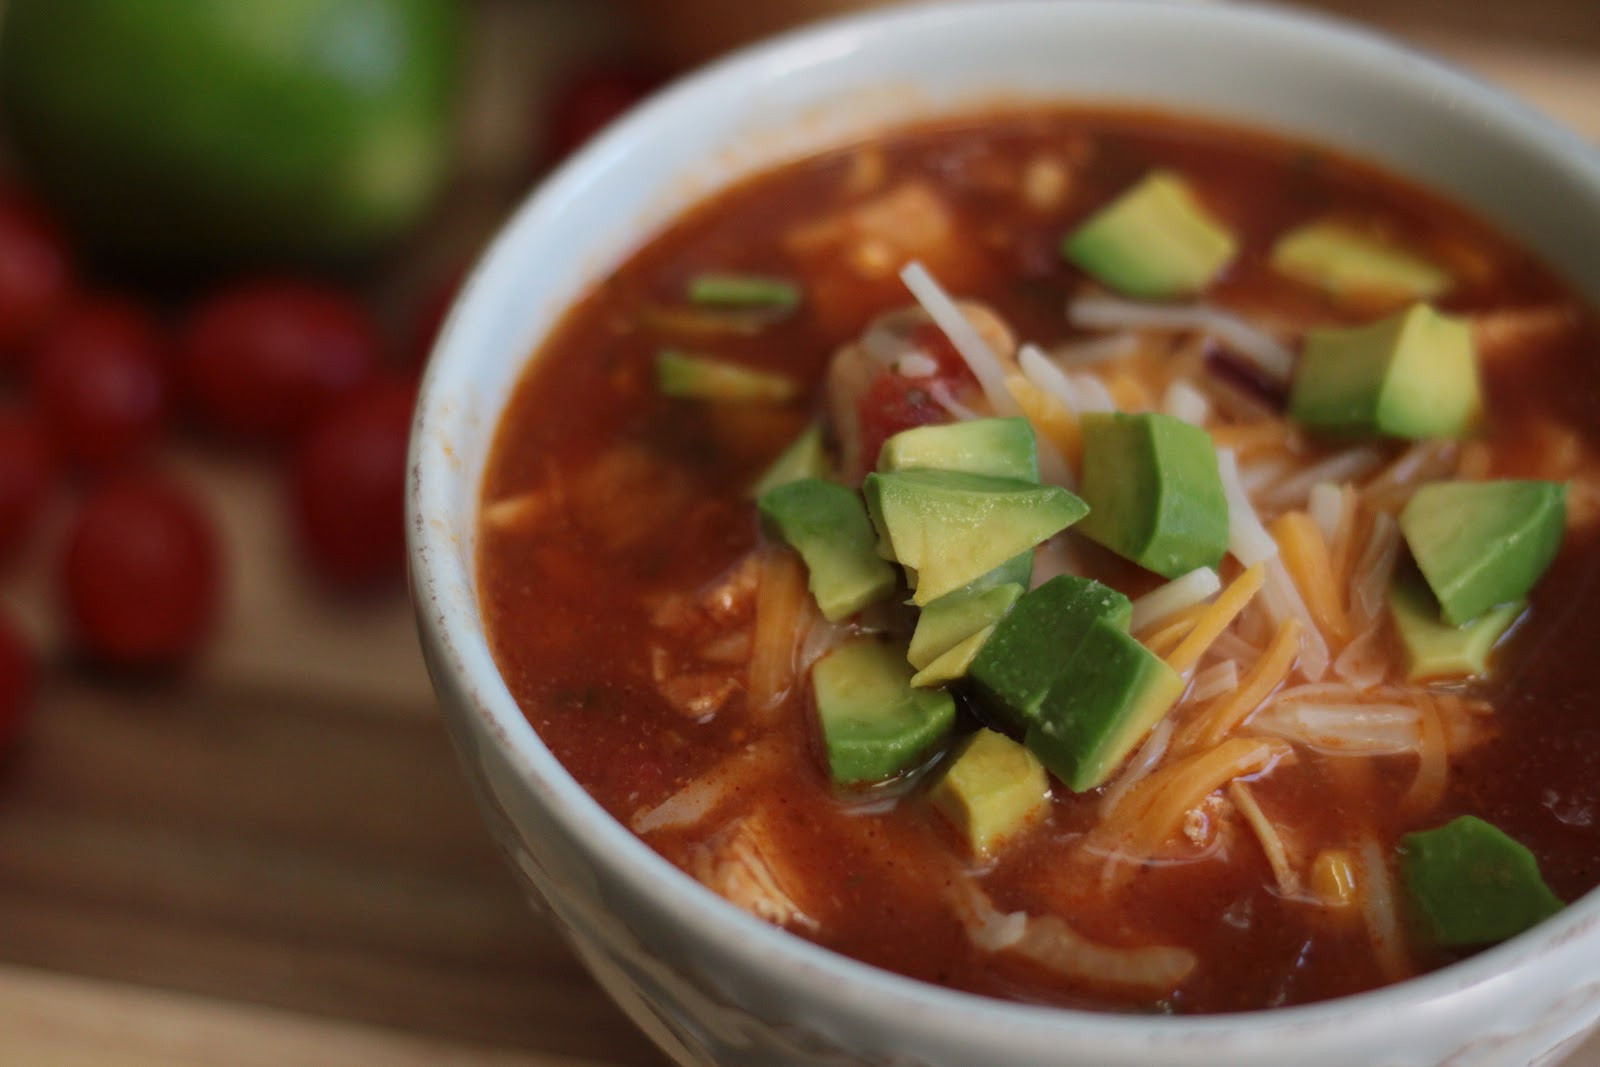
1067 295 1295 384
1067 372 1118 413
1216 448 1279 566
1130 567 1222 632
1162 380 1211 426
900 261 1020 415
1018 342 1080 414
1307 482 1345 544
895 352 939 378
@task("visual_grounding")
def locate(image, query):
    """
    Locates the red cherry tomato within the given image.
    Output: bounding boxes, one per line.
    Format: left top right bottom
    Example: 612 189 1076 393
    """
0 184 72 365
854 324 976 477
0 608 35 756
291 378 414 588
0 410 56 560
177 279 382 446
545 62 662 163
62 472 222 667
33 295 169 471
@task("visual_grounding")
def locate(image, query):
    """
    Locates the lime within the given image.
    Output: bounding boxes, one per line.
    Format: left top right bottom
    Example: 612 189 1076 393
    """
0 0 462 263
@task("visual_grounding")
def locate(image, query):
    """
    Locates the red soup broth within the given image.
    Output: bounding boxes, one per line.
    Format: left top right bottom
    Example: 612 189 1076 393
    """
477 108 1600 1014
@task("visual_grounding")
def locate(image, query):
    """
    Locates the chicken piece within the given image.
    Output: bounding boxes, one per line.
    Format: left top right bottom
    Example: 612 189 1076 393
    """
785 181 988 337
690 810 817 931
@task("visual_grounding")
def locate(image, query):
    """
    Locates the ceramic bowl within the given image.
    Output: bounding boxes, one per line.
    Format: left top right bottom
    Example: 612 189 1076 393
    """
408 3 1600 1064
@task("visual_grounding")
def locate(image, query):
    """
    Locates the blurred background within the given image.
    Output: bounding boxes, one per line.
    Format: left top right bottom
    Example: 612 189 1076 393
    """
0 1 1591 1064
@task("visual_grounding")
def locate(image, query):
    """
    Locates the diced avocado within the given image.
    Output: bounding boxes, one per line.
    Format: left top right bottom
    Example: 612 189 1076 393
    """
909 580 1025 671
1024 617 1185 792
1400 815 1563 947
928 728 1052 857
656 350 798 403
1076 412 1229 579
811 637 957 785
1061 170 1237 299
1388 566 1523 680
759 478 897 622
687 272 801 311
1398 479 1565 625
1271 220 1452 305
878 417 1040 482
969 575 1132 729
910 622 996 688
907 550 1031 671
749 423 829 498
862 469 1087 605
1288 304 1480 439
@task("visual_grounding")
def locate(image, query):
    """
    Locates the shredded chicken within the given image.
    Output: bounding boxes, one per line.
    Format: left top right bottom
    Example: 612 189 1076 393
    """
690 811 817 932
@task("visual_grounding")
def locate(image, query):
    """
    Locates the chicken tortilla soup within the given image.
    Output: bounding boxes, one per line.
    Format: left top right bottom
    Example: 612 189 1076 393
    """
478 108 1600 1013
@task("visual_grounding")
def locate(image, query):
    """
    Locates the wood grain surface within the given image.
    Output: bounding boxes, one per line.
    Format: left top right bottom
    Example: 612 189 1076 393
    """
2 1 1596 1064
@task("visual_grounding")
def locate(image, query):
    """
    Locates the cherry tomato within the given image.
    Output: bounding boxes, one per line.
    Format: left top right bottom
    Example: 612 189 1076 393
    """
291 378 414 588
544 62 662 163
33 295 169 471
177 279 382 446
0 410 56 561
854 324 976 476
0 184 72 365
62 472 222 667
0 608 36 757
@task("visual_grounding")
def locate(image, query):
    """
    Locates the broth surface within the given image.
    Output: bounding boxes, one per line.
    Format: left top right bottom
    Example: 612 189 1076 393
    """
479 108 1600 1013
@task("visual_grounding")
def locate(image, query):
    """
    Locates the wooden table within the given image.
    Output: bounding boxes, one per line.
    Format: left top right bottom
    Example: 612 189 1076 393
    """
2 2 1596 1063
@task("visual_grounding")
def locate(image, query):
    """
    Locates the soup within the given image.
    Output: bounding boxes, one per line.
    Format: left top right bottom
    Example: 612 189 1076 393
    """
477 108 1600 1014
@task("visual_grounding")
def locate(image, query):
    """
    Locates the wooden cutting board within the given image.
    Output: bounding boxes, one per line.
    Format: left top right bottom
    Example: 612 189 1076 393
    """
1 2 1595 1064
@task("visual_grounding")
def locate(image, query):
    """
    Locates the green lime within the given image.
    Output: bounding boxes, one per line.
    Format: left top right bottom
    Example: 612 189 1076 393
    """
0 0 462 263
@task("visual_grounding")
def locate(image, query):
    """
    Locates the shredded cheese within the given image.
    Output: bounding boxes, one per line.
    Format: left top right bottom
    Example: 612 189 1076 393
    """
1165 562 1266 676
1130 568 1222 633
900 261 1020 416
1215 448 1279 566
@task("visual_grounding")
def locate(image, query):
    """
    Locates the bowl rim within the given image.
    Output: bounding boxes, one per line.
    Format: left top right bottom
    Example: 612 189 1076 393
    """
409 0 1600 1046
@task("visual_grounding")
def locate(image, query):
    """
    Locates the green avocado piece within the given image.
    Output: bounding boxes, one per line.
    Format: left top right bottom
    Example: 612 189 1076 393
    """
969 575 1132 729
758 478 897 622
1024 618 1185 792
749 423 829 498
928 728 1052 857
1388 566 1523 680
1289 304 1480 439
1400 815 1564 947
656 350 799 403
1076 412 1229 579
1271 220 1452 305
811 637 957 785
910 622 997 688
878 417 1040 482
862 469 1087 606
909 580 1025 672
1398 480 1565 625
1061 170 1237 299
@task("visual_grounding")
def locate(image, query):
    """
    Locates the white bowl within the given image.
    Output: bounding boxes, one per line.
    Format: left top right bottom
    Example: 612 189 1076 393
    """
408 3 1600 1064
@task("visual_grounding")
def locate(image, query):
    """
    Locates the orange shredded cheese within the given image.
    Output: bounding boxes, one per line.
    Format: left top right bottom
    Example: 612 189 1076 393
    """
1178 618 1303 752
1270 511 1350 646
1208 421 1290 457
1005 372 1082 465
1165 563 1266 677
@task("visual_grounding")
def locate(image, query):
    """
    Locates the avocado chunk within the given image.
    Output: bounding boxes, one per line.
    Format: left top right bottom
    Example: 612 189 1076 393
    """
970 575 1132 729
1271 220 1452 305
811 637 957 785
928 729 1052 857
878 417 1040 482
1398 479 1565 625
759 478 897 621
862 469 1087 605
909 579 1025 672
656 350 798 403
1388 566 1523 680
1076 412 1229 579
1024 618 1185 792
749 423 829 498
910 622 997 689
1061 170 1237 299
1289 304 1480 439
1400 815 1563 947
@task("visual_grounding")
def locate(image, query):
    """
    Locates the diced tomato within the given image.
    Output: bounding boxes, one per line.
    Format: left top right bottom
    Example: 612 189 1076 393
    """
854 323 978 473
